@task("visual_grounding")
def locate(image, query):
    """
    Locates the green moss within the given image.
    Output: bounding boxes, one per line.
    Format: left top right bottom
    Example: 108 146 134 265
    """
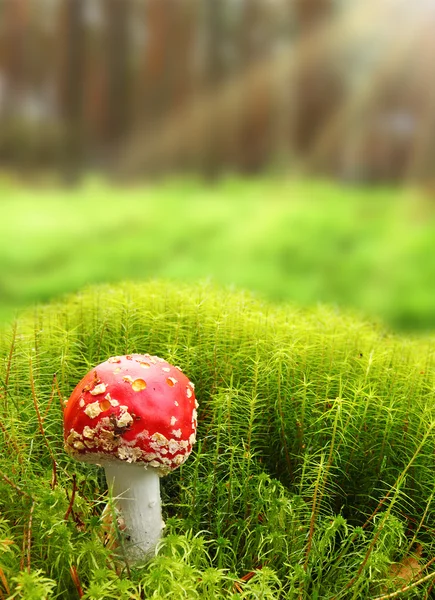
1 281 435 597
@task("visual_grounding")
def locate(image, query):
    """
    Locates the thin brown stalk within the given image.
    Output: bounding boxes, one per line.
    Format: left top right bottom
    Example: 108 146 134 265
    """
425 575 435 597
0 469 32 499
3 320 17 415
26 501 35 572
64 475 77 521
0 565 10 595
42 375 57 423
276 364 293 480
29 358 57 488
20 522 26 572
69 565 84 598
53 373 66 410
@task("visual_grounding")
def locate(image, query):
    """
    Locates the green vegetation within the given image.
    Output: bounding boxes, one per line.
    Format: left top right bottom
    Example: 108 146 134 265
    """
2 176 435 332
1 281 435 598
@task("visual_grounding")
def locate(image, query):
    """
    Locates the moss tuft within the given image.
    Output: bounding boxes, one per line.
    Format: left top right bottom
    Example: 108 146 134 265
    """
1 281 435 597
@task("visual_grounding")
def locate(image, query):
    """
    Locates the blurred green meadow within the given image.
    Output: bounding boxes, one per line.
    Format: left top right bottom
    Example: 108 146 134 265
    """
1 175 435 334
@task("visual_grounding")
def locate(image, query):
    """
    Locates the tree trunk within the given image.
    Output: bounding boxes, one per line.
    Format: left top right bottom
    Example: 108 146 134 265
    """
104 0 130 145
58 0 85 184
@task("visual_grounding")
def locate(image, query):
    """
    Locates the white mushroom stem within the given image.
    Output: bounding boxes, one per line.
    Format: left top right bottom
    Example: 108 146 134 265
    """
103 463 164 560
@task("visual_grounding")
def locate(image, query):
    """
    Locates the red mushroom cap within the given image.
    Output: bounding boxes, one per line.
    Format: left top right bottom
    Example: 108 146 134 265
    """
63 354 198 474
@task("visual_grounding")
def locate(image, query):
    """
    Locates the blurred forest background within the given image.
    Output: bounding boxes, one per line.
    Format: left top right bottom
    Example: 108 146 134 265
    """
1 0 435 332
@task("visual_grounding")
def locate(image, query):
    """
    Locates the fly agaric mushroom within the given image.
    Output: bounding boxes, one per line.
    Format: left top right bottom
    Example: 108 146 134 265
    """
63 354 197 559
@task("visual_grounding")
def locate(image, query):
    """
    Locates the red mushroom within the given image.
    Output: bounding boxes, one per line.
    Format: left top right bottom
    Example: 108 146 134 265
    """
63 354 198 559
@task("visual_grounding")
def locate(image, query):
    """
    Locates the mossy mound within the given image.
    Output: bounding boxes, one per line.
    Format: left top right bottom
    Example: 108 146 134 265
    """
1 282 435 598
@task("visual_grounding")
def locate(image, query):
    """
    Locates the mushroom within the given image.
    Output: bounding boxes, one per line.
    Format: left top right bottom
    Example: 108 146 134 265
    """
63 354 198 560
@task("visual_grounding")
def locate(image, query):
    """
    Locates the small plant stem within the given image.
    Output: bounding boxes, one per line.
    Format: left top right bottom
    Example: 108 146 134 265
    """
42 375 58 422
29 357 57 488
26 501 35 572
276 360 292 480
226 448 234 528
243 392 255 522
64 475 78 521
303 397 341 592
0 566 10 596
318 396 341 506
53 373 66 410
3 320 17 415
375 417 392 477
425 576 435 597
406 485 435 552
20 501 35 572
0 469 32 499
300 375 309 447
209 405 222 531
189 440 201 518
303 454 325 573
104 463 163 560
69 565 84 598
